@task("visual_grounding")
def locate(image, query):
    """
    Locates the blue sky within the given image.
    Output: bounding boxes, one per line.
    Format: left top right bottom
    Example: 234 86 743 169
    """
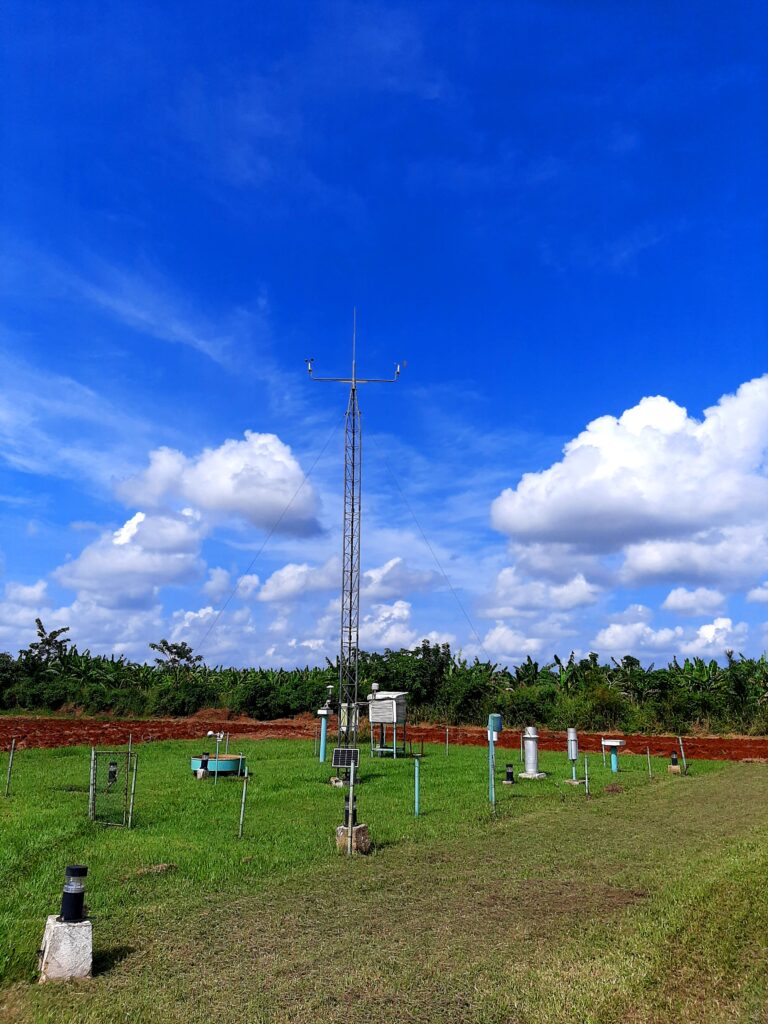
0 1 766 665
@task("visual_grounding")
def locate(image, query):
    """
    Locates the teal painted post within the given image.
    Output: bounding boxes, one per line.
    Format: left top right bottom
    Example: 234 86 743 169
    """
319 715 328 763
610 748 619 773
414 757 420 816
488 731 496 809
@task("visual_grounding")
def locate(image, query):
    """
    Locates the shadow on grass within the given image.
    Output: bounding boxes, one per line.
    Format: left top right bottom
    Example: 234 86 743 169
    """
92 945 135 976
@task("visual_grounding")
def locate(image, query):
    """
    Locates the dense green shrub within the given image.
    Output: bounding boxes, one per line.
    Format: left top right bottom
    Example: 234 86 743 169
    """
1 626 768 733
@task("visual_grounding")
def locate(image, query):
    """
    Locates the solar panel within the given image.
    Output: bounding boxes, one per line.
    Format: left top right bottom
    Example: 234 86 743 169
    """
332 747 360 769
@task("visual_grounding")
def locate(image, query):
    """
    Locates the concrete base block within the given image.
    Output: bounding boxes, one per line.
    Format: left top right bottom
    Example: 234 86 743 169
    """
39 915 92 983
565 778 585 786
518 771 547 780
329 776 345 788
335 823 371 854
195 769 210 779
668 765 682 775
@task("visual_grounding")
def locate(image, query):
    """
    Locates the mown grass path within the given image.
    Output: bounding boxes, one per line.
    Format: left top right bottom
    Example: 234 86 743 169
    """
1 740 766 1023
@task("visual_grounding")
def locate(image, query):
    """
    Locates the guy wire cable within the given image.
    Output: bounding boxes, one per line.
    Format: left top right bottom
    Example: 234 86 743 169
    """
194 418 342 660
383 459 493 663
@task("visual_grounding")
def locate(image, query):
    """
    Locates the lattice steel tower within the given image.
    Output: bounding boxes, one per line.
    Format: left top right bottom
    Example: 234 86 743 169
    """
306 314 401 750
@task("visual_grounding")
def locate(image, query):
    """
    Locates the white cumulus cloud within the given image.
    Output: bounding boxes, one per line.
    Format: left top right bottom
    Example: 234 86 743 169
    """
257 558 338 602
679 617 748 657
592 620 684 653
481 623 543 661
484 567 600 615
361 557 442 599
662 587 725 615
203 567 231 601
491 376 768 554
54 510 204 608
117 431 320 535
4 579 48 605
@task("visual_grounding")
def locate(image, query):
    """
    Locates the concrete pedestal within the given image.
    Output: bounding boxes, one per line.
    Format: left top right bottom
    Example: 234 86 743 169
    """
518 771 547 780
195 769 210 779
668 764 681 775
335 823 371 854
39 915 92 982
565 778 584 786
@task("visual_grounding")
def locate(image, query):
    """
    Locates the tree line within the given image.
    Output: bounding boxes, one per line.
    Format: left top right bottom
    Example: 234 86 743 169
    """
1 620 767 734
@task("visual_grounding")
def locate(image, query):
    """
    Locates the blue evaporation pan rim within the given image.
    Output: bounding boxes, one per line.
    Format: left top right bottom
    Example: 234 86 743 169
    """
190 755 246 775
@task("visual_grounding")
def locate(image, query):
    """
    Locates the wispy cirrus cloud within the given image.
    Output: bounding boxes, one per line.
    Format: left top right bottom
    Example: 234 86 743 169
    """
0 347 156 486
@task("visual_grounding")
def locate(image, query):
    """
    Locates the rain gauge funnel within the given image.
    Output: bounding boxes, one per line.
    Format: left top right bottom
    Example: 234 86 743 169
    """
519 726 546 779
565 727 582 784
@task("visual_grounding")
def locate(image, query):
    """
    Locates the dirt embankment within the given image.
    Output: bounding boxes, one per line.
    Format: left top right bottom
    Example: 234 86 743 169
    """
0 713 766 761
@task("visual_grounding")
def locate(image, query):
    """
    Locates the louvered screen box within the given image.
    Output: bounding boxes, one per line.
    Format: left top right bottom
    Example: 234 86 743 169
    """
368 691 407 725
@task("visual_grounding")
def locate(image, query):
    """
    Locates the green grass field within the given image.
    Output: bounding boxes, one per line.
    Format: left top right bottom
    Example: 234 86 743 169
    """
1 739 766 1023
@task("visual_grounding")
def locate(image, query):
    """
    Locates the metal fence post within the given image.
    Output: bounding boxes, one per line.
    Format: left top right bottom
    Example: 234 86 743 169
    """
127 754 138 828
4 738 16 798
238 769 249 839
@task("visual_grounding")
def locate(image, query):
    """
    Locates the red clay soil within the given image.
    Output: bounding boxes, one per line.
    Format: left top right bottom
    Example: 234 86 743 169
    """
1 712 767 761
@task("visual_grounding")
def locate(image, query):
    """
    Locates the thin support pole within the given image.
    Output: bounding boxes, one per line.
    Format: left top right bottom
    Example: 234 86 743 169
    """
646 746 652 779
127 733 132 757
445 725 449 755
488 734 496 812
88 747 96 820
127 754 138 828
601 739 606 768
678 736 688 775
238 769 249 839
414 758 420 817
520 731 524 764
4 738 16 798
214 735 220 785
225 733 230 755
584 754 590 797
347 761 356 856
319 716 328 763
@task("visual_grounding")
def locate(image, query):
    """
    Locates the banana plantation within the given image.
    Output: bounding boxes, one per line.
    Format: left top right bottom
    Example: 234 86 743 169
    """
1 620 767 733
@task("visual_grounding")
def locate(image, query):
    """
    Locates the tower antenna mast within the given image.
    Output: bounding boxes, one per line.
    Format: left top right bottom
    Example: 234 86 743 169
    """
306 312 401 754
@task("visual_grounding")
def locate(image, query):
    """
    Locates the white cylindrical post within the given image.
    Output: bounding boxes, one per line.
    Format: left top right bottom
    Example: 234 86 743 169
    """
347 761 356 856
678 736 688 774
238 769 248 839
88 747 96 820
523 727 539 776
